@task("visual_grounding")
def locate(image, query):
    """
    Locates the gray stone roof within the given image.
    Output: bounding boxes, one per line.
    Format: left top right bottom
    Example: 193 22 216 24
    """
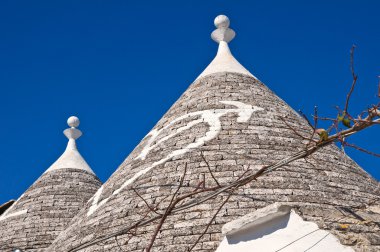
48 71 380 251
0 117 102 251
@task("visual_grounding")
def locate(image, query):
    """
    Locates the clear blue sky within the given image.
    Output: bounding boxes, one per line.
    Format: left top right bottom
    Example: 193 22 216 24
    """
0 1 379 204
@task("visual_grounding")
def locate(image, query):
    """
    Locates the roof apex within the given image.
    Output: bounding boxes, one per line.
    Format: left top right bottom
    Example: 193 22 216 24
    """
197 15 256 79
45 116 94 174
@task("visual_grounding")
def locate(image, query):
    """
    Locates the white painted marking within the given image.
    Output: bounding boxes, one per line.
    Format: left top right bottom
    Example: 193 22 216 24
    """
0 193 27 222
87 186 108 216
0 209 27 221
87 101 263 216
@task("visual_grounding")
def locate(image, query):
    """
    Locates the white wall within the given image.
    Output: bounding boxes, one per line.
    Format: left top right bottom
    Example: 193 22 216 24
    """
216 210 354 252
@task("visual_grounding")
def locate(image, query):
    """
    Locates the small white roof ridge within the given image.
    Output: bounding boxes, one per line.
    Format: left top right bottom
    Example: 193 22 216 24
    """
44 116 95 175
196 15 256 80
222 202 291 236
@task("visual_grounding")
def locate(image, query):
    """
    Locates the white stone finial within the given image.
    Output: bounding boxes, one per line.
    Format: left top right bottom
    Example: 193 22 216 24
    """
196 15 255 80
211 14 235 43
67 116 80 128
64 116 82 141
44 115 94 174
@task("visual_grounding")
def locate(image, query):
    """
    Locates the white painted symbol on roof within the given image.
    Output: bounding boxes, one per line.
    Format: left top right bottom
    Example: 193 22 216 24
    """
87 101 263 216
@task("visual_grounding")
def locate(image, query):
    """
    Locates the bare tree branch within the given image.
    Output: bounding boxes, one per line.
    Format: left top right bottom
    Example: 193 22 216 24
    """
344 45 358 114
298 110 314 128
145 163 188 251
132 188 162 216
343 142 380 157
279 116 311 141
188 192 233 251
201 151 221 187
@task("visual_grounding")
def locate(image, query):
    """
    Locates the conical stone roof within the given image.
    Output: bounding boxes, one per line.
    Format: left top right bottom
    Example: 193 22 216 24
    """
0 116 102 251
49 16 380 252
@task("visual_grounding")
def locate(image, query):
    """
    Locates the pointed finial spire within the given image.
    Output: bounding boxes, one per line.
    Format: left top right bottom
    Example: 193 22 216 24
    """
211 15 235 43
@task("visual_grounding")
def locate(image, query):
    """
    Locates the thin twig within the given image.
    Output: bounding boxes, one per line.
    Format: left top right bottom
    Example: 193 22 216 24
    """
115 235 127 252
318 117 338 121
201 151 221 187
188 192 233 251
133 188 162 216
279 117 310 140
298 110 314 128
344 142 380 157
145 163 188 252
313 106 318 129
306 106 319 146
344 45 358 113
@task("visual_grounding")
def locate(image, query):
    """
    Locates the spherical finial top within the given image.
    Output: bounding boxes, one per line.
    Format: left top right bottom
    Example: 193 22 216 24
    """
67 116 80 128
211 15 235 43
214 15 230 28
